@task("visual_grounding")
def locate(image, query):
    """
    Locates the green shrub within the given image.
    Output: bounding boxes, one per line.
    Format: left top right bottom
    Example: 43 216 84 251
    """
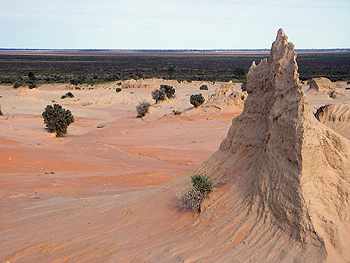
136 101 151 118
28 72 36 81
329 91 336 99
191 175 213 195
13 81 23 89
190 94 205 108
181 189 204 213
160 85 176 99
182 175 213 213
61 92 74 99
200 84 208 90
241 82 247 92
152 89 166 103
42 104 74 137
70 79 80 86
28 80 37 89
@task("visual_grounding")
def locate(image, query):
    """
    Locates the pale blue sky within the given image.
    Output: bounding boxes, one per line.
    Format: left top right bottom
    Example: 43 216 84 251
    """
1 0 349 49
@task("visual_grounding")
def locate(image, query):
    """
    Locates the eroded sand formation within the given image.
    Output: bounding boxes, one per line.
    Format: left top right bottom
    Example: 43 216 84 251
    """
315 104 350 139
204 84 247 110
195 29 350 262
309 77 335 93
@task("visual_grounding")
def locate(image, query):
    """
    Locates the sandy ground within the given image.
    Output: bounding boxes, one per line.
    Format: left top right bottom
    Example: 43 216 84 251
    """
0 79 349 262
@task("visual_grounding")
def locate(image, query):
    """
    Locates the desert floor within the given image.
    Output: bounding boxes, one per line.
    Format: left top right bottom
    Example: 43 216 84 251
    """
0 79 349 262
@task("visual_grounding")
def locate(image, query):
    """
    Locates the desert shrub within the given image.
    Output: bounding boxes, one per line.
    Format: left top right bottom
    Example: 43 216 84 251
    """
160 85 176 99
191 175 213 194
13 81 23 89
329 91 336 99
200 84 208 90
241 82 247 92
190 94 205 108
136 101 151 118
182 175 213 213
152 89 166 103
61 92 74 99
42 104 74 137
28 80 37 89
116 87 122 93
181 189 205 212
0 105 3 116
28 72 36 81
70 79 80 86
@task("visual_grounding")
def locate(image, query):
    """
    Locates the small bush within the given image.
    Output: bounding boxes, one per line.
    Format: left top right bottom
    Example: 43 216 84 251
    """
329 91 336 99
152 89 166 103
191 175 213 194
0 105 3 116
200 84 208 90
136 101 151 118
13 81 23 89
116 87 122 93
70 79 80 86
28 72 36 81
181 189 205 212
241 82 247 92
28 80 37 89
181 175 213 213
61 92 74 99
190 94 205 108
42 104 74 137
160 85 176 99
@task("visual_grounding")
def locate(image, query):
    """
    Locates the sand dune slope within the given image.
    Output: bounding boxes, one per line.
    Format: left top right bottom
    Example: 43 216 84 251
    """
315 104 350 139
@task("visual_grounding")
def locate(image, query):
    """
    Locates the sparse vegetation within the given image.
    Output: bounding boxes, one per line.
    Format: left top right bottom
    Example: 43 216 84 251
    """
13 80 23 89
190 94 205 108
61 92 75 99
200 84 208 90
152 89 166 103
151 85 176 103
116 87 122 93
329 91 337 99
28 80 37 89
136 101 151 118
42 104 74 137
1 52 350 85
182 175 213 213
191 175 213 194
70 79 80 86
27 72 37 89
241 81 247 92
160 85 176 99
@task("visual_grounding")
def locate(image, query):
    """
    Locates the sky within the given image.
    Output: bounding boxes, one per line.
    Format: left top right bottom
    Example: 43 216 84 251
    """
1 0 349 49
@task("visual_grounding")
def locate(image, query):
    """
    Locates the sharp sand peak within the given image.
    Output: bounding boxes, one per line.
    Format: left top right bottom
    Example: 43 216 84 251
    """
194 29 350 262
